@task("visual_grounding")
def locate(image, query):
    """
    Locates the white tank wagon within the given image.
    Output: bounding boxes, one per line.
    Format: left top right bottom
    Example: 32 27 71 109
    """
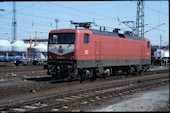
163 50 169 65
12 40 27 53
0 39 12 62
154 49 165 58
153 48 169 66
32 43 47 65
11 40 27 66
164 50 169 58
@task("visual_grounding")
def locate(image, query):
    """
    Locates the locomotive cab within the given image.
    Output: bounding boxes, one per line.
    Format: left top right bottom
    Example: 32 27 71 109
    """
47 31 77 80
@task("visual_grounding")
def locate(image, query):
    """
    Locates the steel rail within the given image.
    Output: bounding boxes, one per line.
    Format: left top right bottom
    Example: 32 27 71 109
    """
0 73 169 112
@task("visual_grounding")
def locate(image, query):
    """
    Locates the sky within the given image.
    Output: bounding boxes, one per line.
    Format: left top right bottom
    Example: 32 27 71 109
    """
0 1 169 46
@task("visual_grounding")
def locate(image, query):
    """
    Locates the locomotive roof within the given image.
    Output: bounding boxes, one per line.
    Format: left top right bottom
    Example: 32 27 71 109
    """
90 29 145 40
50 29 145 41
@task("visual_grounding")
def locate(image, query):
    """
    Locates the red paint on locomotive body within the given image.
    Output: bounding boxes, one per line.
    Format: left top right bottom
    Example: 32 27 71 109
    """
80 34 150 60
48 29 151 61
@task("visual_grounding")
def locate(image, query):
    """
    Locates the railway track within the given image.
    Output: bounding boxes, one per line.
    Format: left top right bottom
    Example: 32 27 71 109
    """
0 69 168 97
0 69 169 112
0 70 46 77
0 65 46 78
0 65 43 72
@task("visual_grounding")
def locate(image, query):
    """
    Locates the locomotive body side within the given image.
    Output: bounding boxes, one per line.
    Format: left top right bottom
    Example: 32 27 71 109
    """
76 30 151 69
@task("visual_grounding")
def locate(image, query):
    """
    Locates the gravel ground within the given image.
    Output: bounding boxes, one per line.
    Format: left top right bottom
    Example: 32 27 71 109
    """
0 65 169 111
86 85 169 112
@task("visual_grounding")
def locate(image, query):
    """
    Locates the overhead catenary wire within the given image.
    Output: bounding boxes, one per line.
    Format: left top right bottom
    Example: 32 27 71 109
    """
0 2 39 17
1 2 118 25
0 1 168 45
1 2 168 29
47 2 119 22
130 1 168 16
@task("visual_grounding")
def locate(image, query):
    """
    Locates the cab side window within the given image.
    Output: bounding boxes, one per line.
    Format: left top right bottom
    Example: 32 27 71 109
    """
84 34 89 44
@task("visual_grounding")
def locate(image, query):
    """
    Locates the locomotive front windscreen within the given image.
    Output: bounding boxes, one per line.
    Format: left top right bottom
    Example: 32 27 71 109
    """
49 33 75 44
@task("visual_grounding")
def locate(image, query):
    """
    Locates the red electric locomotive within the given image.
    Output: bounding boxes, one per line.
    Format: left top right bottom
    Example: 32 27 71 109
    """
45 22 151 81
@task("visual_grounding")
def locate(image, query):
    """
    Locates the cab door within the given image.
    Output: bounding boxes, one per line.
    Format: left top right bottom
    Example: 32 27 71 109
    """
95 41 99 67
141 45 145 59
94 36 102 67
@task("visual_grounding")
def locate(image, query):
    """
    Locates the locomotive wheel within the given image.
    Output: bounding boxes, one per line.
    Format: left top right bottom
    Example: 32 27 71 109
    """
142 66 147 72
32 61 37 65
79 74 85 83
67 73 75 82
138 70 144 76
128 66 135 75
51 74 57 80
79 69 85 83
51 68 60 80
90 68 98 81
101 74 106 79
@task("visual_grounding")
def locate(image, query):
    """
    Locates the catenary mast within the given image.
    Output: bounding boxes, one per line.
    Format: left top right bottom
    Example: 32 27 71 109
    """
136 0 144 38
12 1 17 42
